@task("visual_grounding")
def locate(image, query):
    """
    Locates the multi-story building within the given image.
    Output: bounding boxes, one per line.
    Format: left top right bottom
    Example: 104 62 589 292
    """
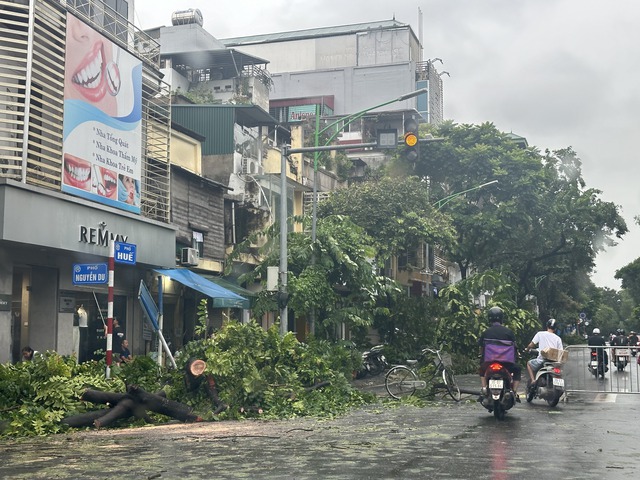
0 0 262 363
0 0 177 362
145 11 309 305
222 19 448 298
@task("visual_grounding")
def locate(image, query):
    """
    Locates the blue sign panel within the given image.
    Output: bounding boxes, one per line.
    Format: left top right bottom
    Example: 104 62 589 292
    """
114 241 137 265
138 280 159 331
73 263 108 285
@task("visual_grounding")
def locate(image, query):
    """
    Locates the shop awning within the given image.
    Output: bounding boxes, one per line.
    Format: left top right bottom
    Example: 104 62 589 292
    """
201 275 258 308
154 268 250 309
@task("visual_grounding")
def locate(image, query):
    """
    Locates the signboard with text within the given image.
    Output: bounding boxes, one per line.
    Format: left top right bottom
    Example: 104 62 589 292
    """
72 263 108 285
62 13 142 214
114 241 137 265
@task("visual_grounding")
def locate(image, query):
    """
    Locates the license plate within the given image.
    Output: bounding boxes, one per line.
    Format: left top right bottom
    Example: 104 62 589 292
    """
489 379 503 389
590 361 599 367
553 378 564 387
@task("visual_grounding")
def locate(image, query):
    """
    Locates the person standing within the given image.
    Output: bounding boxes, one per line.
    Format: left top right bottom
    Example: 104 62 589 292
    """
525 318 564 389
118 339 132 365
112 317 124 355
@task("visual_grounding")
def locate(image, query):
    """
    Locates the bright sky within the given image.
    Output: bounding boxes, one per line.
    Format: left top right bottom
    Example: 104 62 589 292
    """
133 0 640 290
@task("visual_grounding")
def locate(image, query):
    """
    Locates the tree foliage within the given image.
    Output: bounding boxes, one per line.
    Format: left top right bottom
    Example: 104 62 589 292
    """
0 323 373 438
230 215 394 338
390 121 627 320
317 176 456 261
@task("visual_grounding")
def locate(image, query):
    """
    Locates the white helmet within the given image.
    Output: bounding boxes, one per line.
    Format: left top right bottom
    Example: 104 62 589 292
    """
592 328 600 335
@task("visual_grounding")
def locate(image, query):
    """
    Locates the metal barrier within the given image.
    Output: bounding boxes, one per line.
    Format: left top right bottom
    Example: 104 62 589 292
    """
564 345 640 394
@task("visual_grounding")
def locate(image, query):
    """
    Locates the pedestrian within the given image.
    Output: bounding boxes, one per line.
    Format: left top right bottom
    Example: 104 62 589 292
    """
112 317 124 354
21 346 38 361
118 339 132 365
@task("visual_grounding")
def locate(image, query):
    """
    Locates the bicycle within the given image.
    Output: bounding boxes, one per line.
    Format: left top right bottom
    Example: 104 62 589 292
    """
385 345 461 401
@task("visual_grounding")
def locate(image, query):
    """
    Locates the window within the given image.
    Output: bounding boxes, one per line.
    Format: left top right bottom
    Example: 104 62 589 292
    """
192 231 204 258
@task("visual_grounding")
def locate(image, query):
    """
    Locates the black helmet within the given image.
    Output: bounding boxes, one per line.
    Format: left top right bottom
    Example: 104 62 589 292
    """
546 318 557 330
488 306 504 324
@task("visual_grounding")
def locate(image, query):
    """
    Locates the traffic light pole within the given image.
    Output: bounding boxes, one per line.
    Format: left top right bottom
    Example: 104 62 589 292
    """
279 141 379 335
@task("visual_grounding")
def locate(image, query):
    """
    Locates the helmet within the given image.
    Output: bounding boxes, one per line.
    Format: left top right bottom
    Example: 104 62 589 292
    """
620 329 626 336
488 306 504 323
592 328 600 335
546 318 557 330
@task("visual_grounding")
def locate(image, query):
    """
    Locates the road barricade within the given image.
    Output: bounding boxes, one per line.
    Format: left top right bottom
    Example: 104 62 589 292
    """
564 345 640 395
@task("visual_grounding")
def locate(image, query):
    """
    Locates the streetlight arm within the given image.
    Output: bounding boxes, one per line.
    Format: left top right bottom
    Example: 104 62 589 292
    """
317 88 428 142
434 180 498 210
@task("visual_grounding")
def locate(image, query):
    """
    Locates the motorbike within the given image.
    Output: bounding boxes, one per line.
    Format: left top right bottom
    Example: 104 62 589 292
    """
587 348 608 379
613 346 630 372
526 350 564 407
355 345 389 378
479 361 516 420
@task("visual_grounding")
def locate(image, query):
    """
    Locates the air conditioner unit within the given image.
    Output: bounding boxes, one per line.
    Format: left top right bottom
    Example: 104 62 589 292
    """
181 247 199 266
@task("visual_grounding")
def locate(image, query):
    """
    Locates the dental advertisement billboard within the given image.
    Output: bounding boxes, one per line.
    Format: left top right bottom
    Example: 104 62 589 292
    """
62 13 142 214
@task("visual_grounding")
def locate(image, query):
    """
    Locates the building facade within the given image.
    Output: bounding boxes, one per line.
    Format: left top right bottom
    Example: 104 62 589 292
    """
0 0 174 363
222 19 448 297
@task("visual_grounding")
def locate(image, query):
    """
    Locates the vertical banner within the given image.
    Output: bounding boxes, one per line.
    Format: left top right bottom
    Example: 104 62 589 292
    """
62 14 142 214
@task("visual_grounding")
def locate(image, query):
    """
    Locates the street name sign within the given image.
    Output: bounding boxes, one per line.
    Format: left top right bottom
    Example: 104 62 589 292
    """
73 263 108 285
114 241 137 265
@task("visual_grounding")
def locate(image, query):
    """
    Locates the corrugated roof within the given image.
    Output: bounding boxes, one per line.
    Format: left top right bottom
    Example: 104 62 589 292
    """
221 19 410 47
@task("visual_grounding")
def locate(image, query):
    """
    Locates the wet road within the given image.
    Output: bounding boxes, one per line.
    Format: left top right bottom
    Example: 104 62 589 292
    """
2 377 639 479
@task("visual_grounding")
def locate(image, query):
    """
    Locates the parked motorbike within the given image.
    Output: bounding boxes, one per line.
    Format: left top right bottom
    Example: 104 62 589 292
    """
526 350 564 407
355 345 389 378
587 348 608 379
479 361 516 420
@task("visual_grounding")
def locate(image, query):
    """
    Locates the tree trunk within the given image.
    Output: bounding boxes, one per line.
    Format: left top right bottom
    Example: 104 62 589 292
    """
127 385 201 422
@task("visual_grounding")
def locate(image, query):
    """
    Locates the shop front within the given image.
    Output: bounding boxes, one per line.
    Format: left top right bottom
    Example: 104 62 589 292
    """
0 181 175 363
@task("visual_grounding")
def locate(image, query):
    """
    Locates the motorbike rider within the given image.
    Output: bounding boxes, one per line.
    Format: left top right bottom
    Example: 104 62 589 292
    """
629 331 639 347
611 328 629 347
610 328 629 364
587 327 608 370
525 318 564 390
478 306 521 400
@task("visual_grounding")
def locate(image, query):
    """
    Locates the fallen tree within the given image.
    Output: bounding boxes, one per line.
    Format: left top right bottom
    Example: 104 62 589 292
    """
62 386 201 429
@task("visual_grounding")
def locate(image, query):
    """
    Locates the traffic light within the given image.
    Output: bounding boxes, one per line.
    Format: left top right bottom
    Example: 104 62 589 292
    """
403 118 419 162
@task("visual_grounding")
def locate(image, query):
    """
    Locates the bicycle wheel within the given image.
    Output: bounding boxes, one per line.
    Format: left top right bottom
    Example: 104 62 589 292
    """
385 366 418 399
442 367 461 401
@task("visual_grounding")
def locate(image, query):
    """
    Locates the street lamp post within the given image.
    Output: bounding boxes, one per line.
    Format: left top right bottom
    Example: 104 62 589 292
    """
305 88 427 336
433 180 498 210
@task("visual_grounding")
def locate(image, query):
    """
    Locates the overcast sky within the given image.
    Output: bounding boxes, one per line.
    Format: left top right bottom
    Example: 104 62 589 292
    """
133 0 640 290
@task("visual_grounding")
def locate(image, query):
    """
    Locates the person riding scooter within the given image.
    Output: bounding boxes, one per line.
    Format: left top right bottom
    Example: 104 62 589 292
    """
524 318 563 391
478 306 522 401
629 331 639 356
587 328 608 375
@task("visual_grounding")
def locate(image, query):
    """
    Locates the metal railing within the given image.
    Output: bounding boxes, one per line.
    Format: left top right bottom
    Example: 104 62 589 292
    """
564 345 640 394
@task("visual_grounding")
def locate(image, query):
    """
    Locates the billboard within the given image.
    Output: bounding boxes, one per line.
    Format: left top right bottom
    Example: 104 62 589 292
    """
62 13 142 214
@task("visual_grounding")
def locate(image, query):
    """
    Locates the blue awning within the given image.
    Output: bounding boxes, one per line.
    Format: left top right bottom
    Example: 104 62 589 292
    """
154 268 249 309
